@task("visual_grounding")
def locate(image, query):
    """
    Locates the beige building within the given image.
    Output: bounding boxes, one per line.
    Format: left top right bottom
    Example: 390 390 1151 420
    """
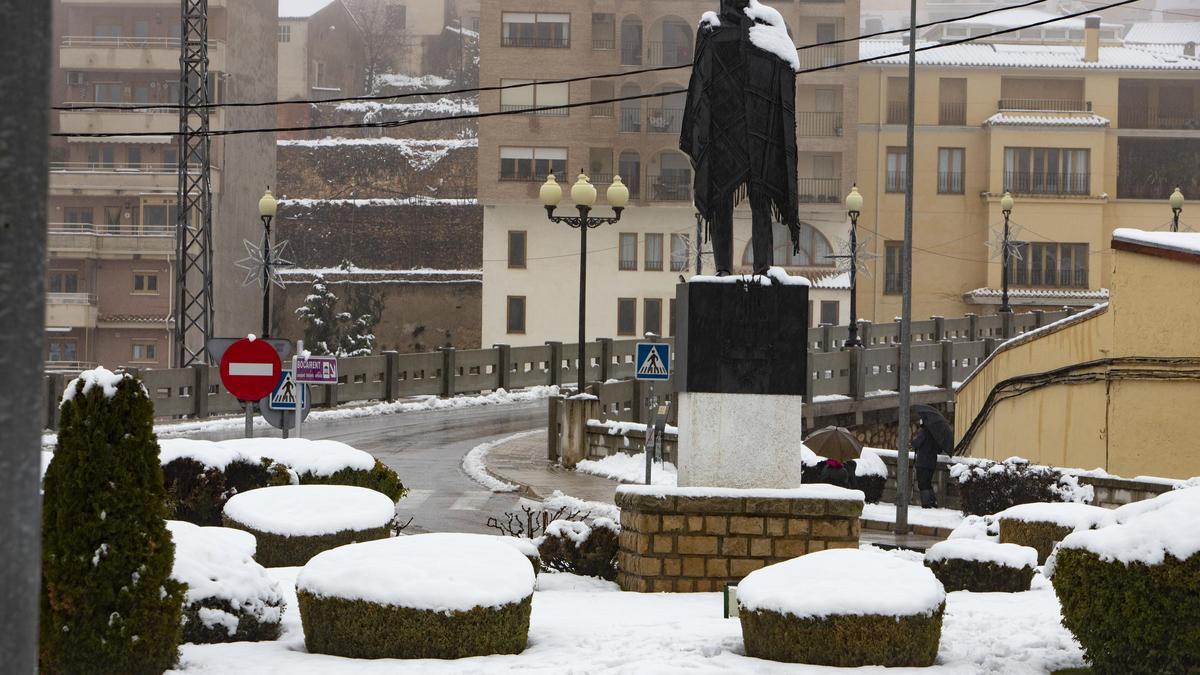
855 21 1200 323
954 229 1200 479
277 0 365 103
48 0 277 371
479 0 860 347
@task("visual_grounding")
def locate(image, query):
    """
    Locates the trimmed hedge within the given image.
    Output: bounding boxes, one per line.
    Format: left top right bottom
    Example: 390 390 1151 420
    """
1053 548 1200 674
537 520 619 580
298 459 407 502
298 592 532 659
999 519 1073 564
163 457 291 526
952 458 1093 517
740 604 945 667
802 459 884 503
221 516 393 568
181 596 283 644
925 558 1034 593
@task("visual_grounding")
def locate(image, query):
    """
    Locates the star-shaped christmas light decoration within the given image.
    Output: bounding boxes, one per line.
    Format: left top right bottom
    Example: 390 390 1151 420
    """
985 221 1025 261
235 238 293 290
827 235 879 279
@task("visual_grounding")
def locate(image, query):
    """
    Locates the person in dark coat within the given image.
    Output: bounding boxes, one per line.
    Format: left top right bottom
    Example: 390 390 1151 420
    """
817 459 850 489
911 405 953 508
679 0 801 275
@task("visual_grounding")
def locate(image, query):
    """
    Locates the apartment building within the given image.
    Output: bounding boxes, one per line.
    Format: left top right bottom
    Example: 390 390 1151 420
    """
479 0 860 347
856 19 1200 322
48 0 276 371
278 0 364 100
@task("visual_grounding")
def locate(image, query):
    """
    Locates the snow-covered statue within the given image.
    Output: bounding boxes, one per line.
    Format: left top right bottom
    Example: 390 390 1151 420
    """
680 0 801 276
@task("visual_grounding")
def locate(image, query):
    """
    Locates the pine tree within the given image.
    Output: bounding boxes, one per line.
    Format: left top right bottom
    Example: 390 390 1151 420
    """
339 283 385 357
295 273 339 355
41 370 186 674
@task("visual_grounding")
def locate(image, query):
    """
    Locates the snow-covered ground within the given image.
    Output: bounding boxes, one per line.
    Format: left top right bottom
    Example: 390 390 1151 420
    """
173 546 1086 673
461 430 542 492
576 452 677 486
861 503 966 531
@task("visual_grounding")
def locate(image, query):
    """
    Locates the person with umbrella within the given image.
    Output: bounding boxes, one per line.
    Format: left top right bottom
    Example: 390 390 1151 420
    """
911 405 953 508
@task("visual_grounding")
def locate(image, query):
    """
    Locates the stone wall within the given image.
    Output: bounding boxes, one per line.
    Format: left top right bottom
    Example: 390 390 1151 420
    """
615 489 862 593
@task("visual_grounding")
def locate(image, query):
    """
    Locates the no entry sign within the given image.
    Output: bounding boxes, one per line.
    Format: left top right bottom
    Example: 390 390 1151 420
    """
219 337 282 402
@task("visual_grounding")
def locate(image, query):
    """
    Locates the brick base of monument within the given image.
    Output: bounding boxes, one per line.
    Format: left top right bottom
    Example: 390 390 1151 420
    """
614 487 864 593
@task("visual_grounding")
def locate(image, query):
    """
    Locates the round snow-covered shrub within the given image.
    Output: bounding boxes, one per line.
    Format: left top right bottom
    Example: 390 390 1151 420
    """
738 549 945 667
218 438 406 501
947 514 1000 542
222 485 396 567
923 539 1037 592
492 536 542 575
951 456 1094 516
160 438 294 526
167 521 285 643
800 445 885 503
998 502 1113 564
1051 488 1200 674
537 517 619 580
297 533 535 659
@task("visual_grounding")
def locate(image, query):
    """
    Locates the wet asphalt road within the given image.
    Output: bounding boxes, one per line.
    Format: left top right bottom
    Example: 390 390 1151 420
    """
188 401 546 534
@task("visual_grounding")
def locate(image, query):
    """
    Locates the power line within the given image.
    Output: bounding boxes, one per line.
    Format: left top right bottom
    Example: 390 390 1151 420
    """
1076 0 1200 21
55 0 1058 114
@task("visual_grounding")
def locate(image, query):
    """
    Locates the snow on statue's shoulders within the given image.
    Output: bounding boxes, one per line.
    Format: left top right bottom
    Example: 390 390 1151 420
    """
617 483 864 502
997 502 1114 530
61 366 131 403
1058 486 1200 567
925 538 1037 569
689 266 810 287
699 10 720 29
159 438 244 471
166 521 281 608
222 485 396 536
738 548 945 618
217 437 375 477
296 533 535 612
745 0 800 72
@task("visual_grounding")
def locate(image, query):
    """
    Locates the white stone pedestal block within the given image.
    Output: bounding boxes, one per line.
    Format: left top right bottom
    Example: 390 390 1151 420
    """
676 392 804 489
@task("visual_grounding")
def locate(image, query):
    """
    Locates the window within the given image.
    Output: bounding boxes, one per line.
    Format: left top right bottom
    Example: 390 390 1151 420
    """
937 148 965 194
886 77 908 124
884 241 903 295
142 199 178 227
313 61 327 87
820 301 840 326
132 342 158 362
885 148 906 193
104 206 122 231
277 24 291 43
48 270 79 294
506 296 526 333
938 78 967 125
1004 147 1090 195
644 299 662 336
741 222 835 268
507 231 527 269
617 298 636 335
590 80 614 117
592 13 615 49
499 79 569 115
501 12 570 48
48 340 77 363
669 299 676 336
499 147 566 181
670 233 690 271
132 84 150 103
1007 242 1088 288
64 206 94 226
644 233 663 271
127 146 142 168
94 21 121 38
619 233 638 270
133 272 159 294
94 82 122 103
87 144 115 168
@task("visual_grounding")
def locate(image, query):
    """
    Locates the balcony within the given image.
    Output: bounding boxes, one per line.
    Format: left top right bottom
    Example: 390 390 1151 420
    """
998 99 1091 112
939 101 966 125
47 223 175 257
1116 138 1200 200
886 101 907 124
646 41 693 67
498 104 568 117
49 162 219 196
1003 171 1090 196
798 178 841 203
1118 108 1200 131
646 108 683 134
618 107 642 133
44 361 99 374
796 111 843 136
590 102 614 118
60 36 225 72
648 174 691 202
500 36 569 49
46 292 98 328
58 104 224 137
797 45 840 71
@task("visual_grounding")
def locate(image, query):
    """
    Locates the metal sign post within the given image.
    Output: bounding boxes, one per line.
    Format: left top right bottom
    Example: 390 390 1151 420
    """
645 384 657 485
293 340 303 439
635 341 671 484
244 401 253 438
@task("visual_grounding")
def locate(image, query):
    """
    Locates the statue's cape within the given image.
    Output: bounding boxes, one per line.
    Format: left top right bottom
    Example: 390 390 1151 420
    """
680 11 801 251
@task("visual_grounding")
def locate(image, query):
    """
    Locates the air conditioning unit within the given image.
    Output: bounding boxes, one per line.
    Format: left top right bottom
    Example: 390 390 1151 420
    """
68 72 85 86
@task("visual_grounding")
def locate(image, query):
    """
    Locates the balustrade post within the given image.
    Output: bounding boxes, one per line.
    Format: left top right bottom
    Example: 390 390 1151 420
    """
492 344 511 391
383 350 399 402
931 315 945 342
940 340 956 391
1032 310 1045 329
598 337 613 382
965 313 979 340
1001 311 1015 340
47 373 64 431
858 319 873 347
192 363 209 419
849 345 866 401
440 347 457 398
545 341 563 388
984 337 999 356
821 324 834 352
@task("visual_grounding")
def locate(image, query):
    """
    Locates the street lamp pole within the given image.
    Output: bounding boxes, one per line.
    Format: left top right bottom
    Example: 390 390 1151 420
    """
1170 186 1184 233
541 172 630 396
845 185 864 347
258 188 278 338
999 191 1014 314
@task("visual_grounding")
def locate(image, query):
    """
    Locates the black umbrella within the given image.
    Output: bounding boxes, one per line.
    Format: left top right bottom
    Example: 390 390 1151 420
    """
912 405 955 456
803 426 864 463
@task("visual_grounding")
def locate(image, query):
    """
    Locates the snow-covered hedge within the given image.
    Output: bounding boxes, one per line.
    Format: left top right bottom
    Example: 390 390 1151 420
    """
296 534 535 659
998 502 1114 564
800 445 886 503
218 438 407 501
950 456 1094 516
923 539 1037 593
537 517 620 580
167 521 285 643
1051 487 1200 673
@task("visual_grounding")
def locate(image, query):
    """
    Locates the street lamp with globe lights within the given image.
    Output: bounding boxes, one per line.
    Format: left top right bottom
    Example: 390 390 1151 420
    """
844 185 864 347
999 191 1015 314
541 171 629 396
1170 186 1184 232
258 188 278 337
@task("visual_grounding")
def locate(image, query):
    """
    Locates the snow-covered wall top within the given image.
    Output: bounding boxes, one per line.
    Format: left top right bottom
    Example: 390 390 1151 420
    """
860 40 1200 71
1112 229 1200 258
617 483 864 502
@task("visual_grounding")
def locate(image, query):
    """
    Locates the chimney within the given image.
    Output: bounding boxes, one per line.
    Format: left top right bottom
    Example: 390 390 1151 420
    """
1084 15 1100 63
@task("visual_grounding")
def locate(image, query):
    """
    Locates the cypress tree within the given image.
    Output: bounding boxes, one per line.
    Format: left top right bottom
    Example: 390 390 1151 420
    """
41 369 185 674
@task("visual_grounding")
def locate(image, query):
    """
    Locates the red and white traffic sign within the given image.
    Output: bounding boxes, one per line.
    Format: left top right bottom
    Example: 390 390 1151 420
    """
219 337 282 402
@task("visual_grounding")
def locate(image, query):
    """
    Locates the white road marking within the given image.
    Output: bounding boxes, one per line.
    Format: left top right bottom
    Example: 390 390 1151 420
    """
397 489 433 510
448 491 492 511
228 363 274 376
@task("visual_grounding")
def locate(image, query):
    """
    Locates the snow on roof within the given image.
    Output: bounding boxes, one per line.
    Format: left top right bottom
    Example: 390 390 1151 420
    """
941 8 1119 31
1124 22 1200 46
983 112 1110 127
965 287 1109 300
810 271 851 289
1112 228 1200 258
860 39 1200 70
279 0 335 19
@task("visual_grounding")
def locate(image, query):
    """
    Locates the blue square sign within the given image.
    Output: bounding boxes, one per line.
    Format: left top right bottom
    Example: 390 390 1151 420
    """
635 342 671 381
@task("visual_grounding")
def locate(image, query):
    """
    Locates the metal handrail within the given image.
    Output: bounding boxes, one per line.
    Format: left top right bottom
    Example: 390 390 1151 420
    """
998 98 1091 112
61 35 222 49
60 101 178 113
50 162 204 174
47 292 97 305
48 223 174 236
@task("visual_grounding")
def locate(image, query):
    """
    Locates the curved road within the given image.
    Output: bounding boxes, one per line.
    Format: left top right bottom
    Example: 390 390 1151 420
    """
192 401 545 534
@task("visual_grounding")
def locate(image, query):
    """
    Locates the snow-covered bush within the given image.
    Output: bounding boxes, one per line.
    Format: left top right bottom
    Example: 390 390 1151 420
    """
947 514 1000 542
167 521 285 644
997 502 1114 564
160 439 293 525
801 446 885 503
222 485 397 567
1051 487 1200 674
923 539 1037 593
537 517 620 580
297 534 535 659
41 368 186 673
951 456 1094 516
218 438 407 502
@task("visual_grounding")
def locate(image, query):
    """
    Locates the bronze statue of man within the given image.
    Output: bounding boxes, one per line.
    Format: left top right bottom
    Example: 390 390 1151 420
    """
680 0 801 276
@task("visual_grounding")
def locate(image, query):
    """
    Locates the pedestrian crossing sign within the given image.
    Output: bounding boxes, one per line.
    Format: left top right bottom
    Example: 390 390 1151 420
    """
269 369 307 410
635 342 671 381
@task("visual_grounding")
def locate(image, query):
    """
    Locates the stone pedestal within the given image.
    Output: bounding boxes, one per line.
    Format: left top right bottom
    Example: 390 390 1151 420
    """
677 392 804 488
558 395 600 469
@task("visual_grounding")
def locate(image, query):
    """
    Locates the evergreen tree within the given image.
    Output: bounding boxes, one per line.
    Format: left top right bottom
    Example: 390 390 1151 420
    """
295 273 339 355
41 369 186 674
296 267 384 357
339 282 385 357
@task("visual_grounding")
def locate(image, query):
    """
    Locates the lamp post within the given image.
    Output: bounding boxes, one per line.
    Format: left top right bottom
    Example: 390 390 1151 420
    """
541 172 629 396
1170 186 1184 233
999 191 1014 314
258 188 278 337
844 185 864 347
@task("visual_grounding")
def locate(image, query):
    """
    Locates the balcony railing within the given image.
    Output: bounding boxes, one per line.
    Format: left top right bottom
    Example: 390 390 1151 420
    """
1003 171 1090 196
797 177 841 203
499 103 568 116
589 173 614 185
60 35 218 49
646 108 683 134
590 102 614 117
592 37 615 50
499 170 566 183
61 100 176 113
618 106 642 132
47 292 97 305
620 44 642 66
886 101 907 124
648 174 692 202
797 45 840 70
45 361 98 373
937 172 964 194
646 41 693 67
885 171 907 193
939 101 966 125
51 161 199 174
48 223 174 236
500 36 570 49
796 111 843 136
998 98 1091 112
1118 109 1200 130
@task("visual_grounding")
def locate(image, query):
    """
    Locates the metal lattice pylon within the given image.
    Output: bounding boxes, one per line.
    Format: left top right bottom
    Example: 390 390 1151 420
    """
175 0 214 366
